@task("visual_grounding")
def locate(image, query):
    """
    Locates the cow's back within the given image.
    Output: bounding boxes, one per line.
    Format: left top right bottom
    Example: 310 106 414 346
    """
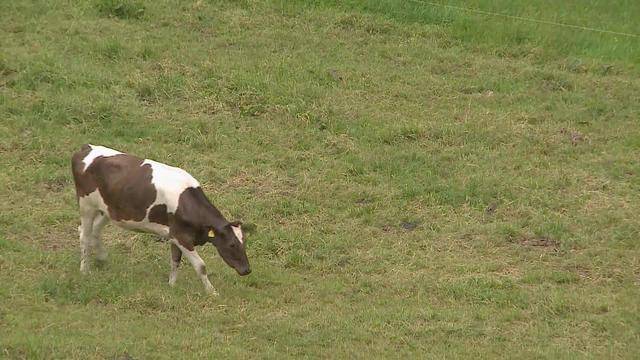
72 144 201 224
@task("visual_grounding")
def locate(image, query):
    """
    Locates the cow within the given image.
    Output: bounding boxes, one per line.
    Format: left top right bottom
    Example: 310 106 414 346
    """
71 144 250 295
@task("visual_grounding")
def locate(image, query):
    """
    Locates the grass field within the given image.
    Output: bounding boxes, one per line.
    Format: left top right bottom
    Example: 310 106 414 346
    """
1 0 639 358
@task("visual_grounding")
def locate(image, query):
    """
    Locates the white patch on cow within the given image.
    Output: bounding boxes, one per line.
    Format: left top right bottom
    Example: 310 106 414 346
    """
232 225 243 244
78 189 109 213
91 213 110 261
82 144 122 172
143 159 200 214
169 258 180 286
79 190 171 239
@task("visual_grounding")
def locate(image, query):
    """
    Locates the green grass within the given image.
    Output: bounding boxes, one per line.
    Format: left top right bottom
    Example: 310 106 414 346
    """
302 0 640 67
1 0 639 358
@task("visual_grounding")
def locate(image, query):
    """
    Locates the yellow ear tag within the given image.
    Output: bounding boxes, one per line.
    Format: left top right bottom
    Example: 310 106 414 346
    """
208 229 216 237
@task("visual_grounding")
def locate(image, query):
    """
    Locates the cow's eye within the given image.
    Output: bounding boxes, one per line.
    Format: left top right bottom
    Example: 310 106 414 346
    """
230 243 236 248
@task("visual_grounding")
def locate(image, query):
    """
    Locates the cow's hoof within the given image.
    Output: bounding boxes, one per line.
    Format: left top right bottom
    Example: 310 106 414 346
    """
206 288 219 297
80 262 89 274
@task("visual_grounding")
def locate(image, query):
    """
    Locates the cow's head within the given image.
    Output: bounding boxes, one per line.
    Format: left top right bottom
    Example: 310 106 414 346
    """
209 221 251 276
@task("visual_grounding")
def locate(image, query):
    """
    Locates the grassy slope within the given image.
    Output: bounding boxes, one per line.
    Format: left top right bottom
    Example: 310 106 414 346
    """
299 0 640 67
1 0 639 358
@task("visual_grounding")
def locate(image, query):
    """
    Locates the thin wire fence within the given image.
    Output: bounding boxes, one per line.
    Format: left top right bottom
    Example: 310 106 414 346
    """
406 0 640 39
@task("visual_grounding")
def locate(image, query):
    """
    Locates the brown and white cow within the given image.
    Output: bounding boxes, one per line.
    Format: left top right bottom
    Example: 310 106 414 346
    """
71 144 250 295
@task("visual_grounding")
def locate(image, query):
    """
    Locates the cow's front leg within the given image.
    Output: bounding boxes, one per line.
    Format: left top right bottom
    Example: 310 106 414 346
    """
172 240 217 295
169 243 182 286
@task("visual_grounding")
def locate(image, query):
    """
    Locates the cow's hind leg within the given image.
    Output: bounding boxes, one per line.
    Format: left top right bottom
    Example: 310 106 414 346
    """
91 212 109 262
78 209 98 273
168 243 182 286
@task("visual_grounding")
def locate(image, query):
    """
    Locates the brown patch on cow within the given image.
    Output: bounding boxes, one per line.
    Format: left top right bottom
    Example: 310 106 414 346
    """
148 204 169 225
172 223 210 251
166 187 227 252
71 145 157 222
191 228 208 247
176 236 194 251
199 264 207 276
90 154 156 221
71 144 97 198
171 218 196 251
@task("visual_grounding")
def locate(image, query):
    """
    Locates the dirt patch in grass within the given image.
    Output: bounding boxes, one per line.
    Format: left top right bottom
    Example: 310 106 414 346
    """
560 128 586 145
381 221 420 233
400 221 420 231
36 225 80 252
520 236 559 250
43 178 71 193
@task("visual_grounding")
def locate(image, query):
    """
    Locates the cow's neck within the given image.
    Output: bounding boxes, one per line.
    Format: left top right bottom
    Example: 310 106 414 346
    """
176 187 229 230
205 205 228 230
